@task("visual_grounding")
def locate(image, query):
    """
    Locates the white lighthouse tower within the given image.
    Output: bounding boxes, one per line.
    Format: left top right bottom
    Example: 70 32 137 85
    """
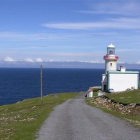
101 44 139 93
104 44 119 74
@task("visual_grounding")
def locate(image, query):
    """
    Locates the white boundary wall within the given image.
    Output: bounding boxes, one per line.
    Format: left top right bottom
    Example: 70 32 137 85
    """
109 73 138 92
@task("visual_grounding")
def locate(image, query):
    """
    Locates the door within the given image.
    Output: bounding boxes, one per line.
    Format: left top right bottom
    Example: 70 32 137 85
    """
104 85 107 92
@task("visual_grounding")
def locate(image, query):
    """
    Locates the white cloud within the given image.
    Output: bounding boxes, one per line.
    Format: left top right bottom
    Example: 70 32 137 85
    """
44 59 102 63
80 60 101 63
35 58 43 62
78 7 139 16
42 17 140 30
1 57 139 65
81 1 140 16
45 59 55 62
24 58 34 63
78 10 126 15
0 32 67 41
3 57 16 62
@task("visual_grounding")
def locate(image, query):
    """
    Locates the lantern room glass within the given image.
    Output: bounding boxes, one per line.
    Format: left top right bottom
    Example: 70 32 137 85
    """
107 48 115 55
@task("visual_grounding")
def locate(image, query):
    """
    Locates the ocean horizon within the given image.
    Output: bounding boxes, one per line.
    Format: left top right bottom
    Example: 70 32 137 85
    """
0 68 139 106
0 68 104 106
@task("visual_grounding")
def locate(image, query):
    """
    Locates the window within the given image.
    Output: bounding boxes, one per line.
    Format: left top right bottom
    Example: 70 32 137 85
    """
109 50 113 54
107 48 115 55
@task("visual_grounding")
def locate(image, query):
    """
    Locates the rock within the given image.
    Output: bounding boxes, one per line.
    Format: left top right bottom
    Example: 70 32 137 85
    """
90 96 140 119
129 103 136 108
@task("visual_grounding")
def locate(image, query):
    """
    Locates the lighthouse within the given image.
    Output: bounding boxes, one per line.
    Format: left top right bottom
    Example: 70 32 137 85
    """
101 44 139 92
104 44 119 74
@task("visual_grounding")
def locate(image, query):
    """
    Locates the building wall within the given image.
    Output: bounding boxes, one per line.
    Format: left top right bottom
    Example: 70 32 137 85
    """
102 74 108 91
105 60 117 74
108 73 139 92
139 77 140 88
102 74 107 82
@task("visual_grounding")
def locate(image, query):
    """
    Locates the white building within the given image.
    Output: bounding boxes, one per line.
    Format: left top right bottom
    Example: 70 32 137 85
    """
102 44 139 92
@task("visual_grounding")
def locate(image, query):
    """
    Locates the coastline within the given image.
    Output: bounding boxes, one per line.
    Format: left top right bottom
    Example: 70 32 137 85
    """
0 92 78 140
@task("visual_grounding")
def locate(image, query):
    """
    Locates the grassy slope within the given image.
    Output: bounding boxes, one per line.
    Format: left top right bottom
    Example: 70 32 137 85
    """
86 89 140 125
86 98 140 122
105 88 140 104
0 93 78 140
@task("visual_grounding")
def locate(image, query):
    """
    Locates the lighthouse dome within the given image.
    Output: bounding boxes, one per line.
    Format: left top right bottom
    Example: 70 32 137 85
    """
108 44 115 48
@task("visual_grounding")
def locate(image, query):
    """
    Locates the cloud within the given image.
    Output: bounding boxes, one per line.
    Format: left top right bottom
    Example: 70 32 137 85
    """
81 0 140 16
43 59 102 63
1 57 103 64
24 58 34 63
1 56 139 65
42 17 140 30
45 59 55 62
35 58 43 62
3 57 16 62
0 32 65 41
78 10 126 15
80 60 101 63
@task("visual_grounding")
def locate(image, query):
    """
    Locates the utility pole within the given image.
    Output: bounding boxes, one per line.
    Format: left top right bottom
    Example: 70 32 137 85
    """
40 65 43 106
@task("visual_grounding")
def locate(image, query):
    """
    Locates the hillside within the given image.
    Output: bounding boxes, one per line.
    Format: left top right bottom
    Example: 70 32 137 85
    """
86 89 140 128
0 92 78 140
106 88 140 104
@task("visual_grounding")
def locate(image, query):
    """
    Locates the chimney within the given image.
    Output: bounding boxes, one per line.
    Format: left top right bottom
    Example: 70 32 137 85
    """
120 66 126 72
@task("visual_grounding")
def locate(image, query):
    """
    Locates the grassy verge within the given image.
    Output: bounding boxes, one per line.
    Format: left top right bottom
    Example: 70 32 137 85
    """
105 88 140 104
0 92 78 140
93 91 98 96
86 98 140 122
86 89 140 127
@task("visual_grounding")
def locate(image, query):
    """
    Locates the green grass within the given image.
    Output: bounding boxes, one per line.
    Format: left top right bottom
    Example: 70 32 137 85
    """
93 92 98 96
0 92 78 140
86 88 140 127
105 88 140 104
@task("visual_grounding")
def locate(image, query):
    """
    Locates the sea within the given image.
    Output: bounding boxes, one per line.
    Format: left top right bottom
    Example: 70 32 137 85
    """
0 68 139 106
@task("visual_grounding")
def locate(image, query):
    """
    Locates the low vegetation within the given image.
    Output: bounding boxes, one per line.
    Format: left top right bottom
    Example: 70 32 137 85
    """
105 88 140 104
0 92 78 140
93 91 98 96
86 98 140 125
86 88 140 127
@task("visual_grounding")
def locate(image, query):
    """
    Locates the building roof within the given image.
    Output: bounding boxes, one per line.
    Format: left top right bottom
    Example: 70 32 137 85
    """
108 44 115 48
107 70 139 74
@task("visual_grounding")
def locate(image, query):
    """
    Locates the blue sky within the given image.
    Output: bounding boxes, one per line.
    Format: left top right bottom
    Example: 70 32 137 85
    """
0 0 140 67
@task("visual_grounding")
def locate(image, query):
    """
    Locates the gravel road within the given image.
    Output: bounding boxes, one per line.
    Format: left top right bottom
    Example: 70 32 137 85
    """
36 92 140 140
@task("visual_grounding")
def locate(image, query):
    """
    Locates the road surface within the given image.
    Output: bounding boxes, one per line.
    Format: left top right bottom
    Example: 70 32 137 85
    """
36 92 140 140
